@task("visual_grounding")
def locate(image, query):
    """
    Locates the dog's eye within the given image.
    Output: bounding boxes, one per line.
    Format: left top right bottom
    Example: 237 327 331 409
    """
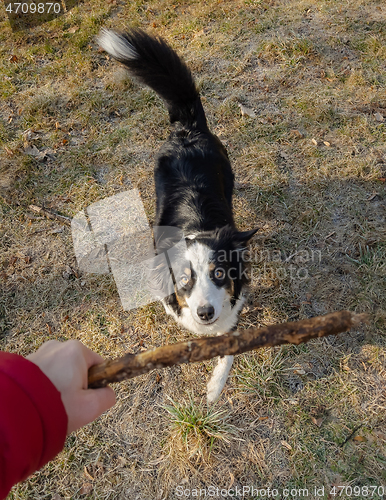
180 274 189 286
214 268 225 279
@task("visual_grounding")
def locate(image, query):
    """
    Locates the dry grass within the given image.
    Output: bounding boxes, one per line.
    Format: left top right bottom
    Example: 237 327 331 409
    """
1 0 386 498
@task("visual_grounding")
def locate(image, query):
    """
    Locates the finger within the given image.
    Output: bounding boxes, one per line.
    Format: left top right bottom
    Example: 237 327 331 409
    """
84 386 116 416
83 347 105 369
67 387 116 434
94 386 116 410
68 339 106 369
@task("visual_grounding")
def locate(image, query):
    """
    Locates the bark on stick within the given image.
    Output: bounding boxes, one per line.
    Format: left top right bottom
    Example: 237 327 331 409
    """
88 310 367 389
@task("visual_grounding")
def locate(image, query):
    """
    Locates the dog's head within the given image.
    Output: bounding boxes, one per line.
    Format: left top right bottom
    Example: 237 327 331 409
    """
151 225 257 334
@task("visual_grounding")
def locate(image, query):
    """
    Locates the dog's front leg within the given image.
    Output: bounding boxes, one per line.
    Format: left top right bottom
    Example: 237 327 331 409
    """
207 354 234 404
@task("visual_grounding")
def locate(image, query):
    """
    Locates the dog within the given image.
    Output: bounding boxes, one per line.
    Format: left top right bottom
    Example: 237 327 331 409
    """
98 28 257 403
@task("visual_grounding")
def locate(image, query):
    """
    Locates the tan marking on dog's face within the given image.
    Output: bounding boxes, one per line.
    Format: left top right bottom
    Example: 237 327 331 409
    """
184 267 191 276
209 262 216 272
227 277 234 296
175 285 188 308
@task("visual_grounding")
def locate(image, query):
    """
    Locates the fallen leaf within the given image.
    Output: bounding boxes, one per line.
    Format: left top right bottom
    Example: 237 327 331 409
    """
374 112 384 122
323 141 331 147
293 368 306 375
10 55 18 63
353 435 367 442
281 440 292 450
79 483 93 495
378 177 386 182
366 192 378 201
67 26 79 33
227 472 235 490
9 256 18 266
311 138 318 146
60 196 72 203
84 466 94 481
311 416 323 427
50 227 64 234
290 129 304 139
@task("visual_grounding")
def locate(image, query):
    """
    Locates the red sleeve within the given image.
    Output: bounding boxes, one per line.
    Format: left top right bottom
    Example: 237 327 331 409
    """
0 352 68 499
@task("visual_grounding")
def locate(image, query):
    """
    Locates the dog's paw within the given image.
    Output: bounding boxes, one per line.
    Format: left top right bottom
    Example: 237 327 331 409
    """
206 354 234 404
206 378 223 405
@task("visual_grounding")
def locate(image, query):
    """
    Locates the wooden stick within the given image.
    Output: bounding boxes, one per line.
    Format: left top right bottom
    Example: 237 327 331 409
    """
88 310 367 389
28 205 72 226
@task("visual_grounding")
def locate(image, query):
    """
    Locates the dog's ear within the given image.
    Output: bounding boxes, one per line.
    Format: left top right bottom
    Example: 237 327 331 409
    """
233 228 258 245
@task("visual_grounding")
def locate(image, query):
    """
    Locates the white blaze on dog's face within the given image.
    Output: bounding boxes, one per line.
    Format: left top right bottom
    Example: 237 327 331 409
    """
184 242 226 325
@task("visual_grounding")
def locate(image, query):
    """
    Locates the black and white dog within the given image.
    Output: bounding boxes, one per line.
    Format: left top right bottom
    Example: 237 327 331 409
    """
98 28 257 402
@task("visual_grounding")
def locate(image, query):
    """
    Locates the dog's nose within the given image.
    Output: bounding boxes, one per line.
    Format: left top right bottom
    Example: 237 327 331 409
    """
197 305 215 322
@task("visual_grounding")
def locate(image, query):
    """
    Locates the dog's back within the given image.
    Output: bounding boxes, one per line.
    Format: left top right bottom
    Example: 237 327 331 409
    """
98 28 235 235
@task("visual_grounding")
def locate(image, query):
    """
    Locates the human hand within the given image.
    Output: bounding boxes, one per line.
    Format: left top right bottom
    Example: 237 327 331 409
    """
27 340 116 434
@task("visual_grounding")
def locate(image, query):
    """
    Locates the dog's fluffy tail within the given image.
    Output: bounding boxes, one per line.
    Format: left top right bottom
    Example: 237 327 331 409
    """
98 28 207 130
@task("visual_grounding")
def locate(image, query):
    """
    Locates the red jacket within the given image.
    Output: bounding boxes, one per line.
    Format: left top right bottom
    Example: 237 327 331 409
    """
0 352 67 499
